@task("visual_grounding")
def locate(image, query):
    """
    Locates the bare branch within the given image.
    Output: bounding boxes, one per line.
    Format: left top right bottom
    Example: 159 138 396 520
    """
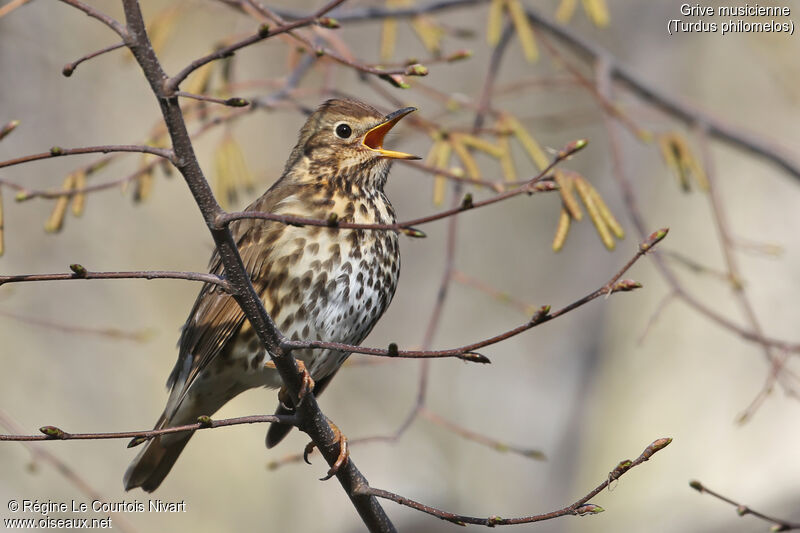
119 1 396 529
56 0 128 38
283 229 668 360
355 438 672 526
176 91 250 107
689 480 800 531
524 4 800 181
215 139 585 232
0 268 230 291
0 414 294 443
0 145 173 170
274 0 488 23
165 0 347 92
62 42 126 77
0 410 141 533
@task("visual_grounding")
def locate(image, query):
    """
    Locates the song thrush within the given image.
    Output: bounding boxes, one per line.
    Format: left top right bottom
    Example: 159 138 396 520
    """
124 99 418 491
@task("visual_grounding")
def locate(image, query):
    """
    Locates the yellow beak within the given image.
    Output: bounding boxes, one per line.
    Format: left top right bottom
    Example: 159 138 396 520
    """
362 107 420 160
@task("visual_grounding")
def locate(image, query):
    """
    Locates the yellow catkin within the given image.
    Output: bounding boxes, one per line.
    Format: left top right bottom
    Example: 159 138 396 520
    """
459 134 504 158
658 134 679 172
689 157 710 191
433 141 452 206
670 140 691 191
380 0 413 60
554 170 583 221
506 0 539 62
582 0 610 27
380 18 398 61
184 61 215 97
225 137 255 192
451 138 481 181
71 170 87 217
497 133 517 182
86 157 111 175
669 135 709 192
214 138 236 209
411 16 444 52
487 0 506 46
45 175 75 233
555 0 578 22
662 133 709 192
574 177 615 250
146 7 181 57
552 207 571 252
133 167 154 203
504 115 549 170
0 186 4 256
588 185 624 239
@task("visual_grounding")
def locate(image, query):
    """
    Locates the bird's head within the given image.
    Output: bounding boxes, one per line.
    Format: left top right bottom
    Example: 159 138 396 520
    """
284 99 419 190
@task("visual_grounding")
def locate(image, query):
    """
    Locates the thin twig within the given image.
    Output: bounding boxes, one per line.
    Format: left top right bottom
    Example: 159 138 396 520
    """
176 91 250 107
595 60 800 357
0 0 33 18
697 125 789 421
0 269 231 290
355 438 672 526
689 479 800 532
165 0 347 91
119 2 396 529
283 229 667 360
273 0 489 22
56 0 128 37
0 410 141 533
0 145 173 170
419 407 546 460
0 414 294 442
0 309 153 342
215 139 580 231
62 42 126 77
525 4 800 180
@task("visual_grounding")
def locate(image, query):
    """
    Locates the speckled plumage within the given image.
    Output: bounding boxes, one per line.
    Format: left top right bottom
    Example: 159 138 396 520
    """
124 99 415 492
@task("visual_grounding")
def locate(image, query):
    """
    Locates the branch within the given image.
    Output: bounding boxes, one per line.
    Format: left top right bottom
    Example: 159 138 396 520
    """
689 480 800 532
118 2 396 530
596 59 800 358
355 438 672 526
56 0 127 38
165 0 347 92
0 266 230 291
62 42 126 77
215 139 584 232
0 414 294 443
523 5 800 181
0 309 152 342
283 229 668 360
274 0 488 23
0 145 173 170
0 410 141 533
238 0 425 81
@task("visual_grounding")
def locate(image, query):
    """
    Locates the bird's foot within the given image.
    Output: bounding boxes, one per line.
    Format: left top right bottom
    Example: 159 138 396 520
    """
295 360 315 402
303 419 349 481
268 359 315 407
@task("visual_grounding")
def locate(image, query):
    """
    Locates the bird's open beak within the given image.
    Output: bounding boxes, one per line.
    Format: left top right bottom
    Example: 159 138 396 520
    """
362 107 421 160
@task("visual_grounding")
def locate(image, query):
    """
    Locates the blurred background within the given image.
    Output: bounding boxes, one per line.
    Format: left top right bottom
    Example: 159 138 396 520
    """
1 1 799 531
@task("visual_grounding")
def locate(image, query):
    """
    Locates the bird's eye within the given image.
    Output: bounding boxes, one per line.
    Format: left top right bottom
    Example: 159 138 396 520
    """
334 122 352 139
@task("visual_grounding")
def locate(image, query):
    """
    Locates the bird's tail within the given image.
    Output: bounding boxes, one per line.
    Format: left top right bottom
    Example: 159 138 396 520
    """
123 414 192 492
265 401 295 448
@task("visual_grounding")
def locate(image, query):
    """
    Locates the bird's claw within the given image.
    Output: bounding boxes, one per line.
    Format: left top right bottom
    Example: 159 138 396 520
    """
303 420 349 481
296 360 315 403
272 360 315 408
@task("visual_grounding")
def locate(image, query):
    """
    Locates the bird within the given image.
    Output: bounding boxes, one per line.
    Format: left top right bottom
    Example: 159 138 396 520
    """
124 98 418 492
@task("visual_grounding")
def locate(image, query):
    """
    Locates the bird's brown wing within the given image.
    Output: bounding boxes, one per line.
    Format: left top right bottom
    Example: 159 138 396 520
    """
165 181 298 410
